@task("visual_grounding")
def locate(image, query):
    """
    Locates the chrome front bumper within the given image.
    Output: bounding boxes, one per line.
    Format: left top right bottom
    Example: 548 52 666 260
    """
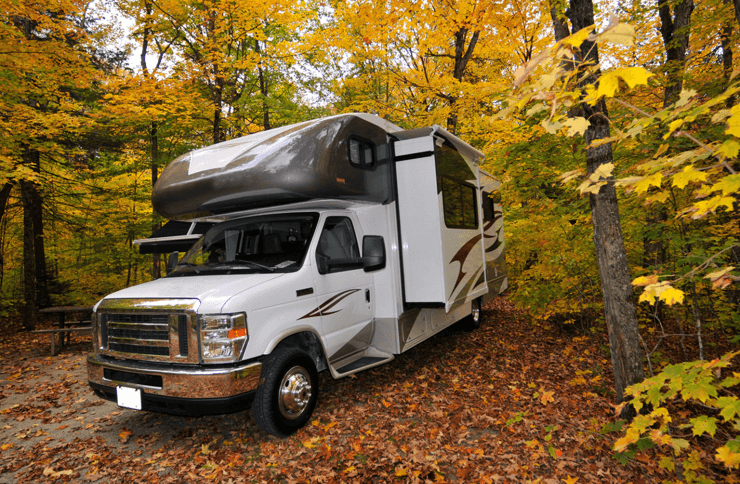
87 354 262 399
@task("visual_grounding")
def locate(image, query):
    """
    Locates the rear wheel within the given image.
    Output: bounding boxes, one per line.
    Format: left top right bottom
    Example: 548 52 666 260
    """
252 347 319 436
463 297 482 331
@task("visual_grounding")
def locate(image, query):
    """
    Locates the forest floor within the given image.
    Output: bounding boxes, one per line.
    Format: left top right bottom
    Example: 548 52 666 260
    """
0 297 682 483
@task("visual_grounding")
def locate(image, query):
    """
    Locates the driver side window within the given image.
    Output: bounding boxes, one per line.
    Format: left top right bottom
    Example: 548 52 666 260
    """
316 217 359 271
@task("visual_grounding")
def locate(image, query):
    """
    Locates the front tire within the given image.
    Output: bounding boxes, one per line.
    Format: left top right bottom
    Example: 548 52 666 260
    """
252 347 319 436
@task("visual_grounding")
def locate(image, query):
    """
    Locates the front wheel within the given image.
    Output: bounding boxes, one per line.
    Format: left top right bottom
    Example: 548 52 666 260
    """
252 347 319 436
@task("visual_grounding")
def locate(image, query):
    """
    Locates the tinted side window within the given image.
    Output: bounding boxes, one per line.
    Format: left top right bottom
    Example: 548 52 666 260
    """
442 176 478 229
482 192 494 222
316 217 360 271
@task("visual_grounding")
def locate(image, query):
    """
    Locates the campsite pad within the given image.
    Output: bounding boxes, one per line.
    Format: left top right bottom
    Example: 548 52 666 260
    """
1 298 666 482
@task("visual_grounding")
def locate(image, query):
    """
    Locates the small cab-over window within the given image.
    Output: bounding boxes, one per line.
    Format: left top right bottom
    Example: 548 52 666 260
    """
348 137 375 168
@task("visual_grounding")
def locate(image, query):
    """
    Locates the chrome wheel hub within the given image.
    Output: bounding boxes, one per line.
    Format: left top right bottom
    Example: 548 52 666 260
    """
279 366 312 420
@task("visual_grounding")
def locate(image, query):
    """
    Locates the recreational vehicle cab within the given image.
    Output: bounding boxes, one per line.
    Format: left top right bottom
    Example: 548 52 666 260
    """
87 113 507 436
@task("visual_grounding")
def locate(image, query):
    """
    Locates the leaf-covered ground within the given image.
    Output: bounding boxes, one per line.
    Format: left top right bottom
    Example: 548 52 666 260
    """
0 297 667 483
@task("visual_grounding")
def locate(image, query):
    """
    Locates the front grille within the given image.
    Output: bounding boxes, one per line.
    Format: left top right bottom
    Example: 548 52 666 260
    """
104 369 163 388
100 312 190 360
108 313 169 324
178 315 188 357
109 343 169 356
108 328 169 339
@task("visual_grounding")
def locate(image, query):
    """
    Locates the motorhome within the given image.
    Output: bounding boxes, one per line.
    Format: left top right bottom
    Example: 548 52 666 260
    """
87 113 507 436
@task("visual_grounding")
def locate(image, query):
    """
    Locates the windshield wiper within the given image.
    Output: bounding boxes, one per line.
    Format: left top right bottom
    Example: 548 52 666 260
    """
213 260 276 272
176 262 201 274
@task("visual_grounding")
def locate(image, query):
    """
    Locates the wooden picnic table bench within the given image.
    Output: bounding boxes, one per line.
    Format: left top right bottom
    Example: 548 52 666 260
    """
32 326 92 356
34 306 94 355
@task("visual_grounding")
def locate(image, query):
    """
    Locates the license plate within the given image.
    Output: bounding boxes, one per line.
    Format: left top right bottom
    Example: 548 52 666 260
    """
116 386 142 410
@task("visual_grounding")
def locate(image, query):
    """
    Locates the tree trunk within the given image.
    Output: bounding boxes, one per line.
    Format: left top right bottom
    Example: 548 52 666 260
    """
643 0 693 324
22 148 49 309
445 27 480 134
550 0 645 413
20 180 38 331
255 40 271 131
0 182 14 287
28 180 49 307
150 121 161 279
658 0 694 106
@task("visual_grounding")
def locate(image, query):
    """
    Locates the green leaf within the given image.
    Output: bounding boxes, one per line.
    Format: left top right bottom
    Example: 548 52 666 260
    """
690 416 717 437
717 397 740 421
682 381 717 403
710 174 740 196
659 455 675 471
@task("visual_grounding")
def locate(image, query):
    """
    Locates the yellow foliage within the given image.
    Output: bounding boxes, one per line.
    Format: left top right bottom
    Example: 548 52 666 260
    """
671 165 708 190
633 173 663 194
638 282 685 306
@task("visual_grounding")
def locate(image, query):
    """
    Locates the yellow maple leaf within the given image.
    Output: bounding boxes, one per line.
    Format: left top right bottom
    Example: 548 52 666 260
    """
691 195 736 219
395 466 408 477
659 286 685 305
564 117 591 137
563 475 579 484
666 119 685 136
726 112 740 137
594 72 620 99
632 275 658 286
705 267 736 282
562 26 593 48
716 140 740 160
717 445 740 469
671 165 707 190
710 174 740 196
344 465 356 473
613 426 641 452
540 391 555 405
634 173 663 194
619 67 653 88
589 162 614 181
598 19 635 46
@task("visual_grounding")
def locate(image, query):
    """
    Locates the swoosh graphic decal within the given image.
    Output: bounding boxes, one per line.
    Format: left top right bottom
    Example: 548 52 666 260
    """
298 289 361 320
449 210 504 298
449 233 482 298
486 236 503 253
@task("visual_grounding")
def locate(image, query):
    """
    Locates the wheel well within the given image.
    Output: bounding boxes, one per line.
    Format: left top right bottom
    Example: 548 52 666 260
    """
273 332 328 372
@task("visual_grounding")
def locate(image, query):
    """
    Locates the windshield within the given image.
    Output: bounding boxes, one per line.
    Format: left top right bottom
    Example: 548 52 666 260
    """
168 213 319 277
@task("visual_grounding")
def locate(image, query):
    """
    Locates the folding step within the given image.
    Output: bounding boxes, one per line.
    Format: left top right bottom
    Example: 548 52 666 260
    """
332 346 394 378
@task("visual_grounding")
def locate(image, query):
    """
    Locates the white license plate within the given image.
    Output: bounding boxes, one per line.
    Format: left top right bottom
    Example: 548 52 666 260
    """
116 386 142 410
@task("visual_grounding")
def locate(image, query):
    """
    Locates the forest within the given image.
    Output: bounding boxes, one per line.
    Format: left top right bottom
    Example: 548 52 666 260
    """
0 0 739 480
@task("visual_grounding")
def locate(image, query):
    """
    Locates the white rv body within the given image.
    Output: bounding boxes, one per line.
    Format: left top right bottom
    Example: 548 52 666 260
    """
87 114 507 435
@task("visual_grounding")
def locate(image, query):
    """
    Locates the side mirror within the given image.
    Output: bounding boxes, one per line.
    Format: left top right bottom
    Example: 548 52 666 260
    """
362 235 385 272
166 251 179 275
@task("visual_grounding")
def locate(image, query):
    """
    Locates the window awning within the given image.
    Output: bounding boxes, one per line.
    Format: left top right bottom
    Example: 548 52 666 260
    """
133 221 214 254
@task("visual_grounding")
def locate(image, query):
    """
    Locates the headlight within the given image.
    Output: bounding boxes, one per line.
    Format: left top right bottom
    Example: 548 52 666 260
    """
199 313 248 362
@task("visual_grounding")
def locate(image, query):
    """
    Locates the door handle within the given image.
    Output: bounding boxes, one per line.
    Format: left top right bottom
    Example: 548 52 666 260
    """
297 288 314 297
365 289 370 303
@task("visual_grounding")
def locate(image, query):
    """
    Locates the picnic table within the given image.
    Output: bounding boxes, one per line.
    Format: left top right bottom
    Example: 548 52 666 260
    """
34 306 94 355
